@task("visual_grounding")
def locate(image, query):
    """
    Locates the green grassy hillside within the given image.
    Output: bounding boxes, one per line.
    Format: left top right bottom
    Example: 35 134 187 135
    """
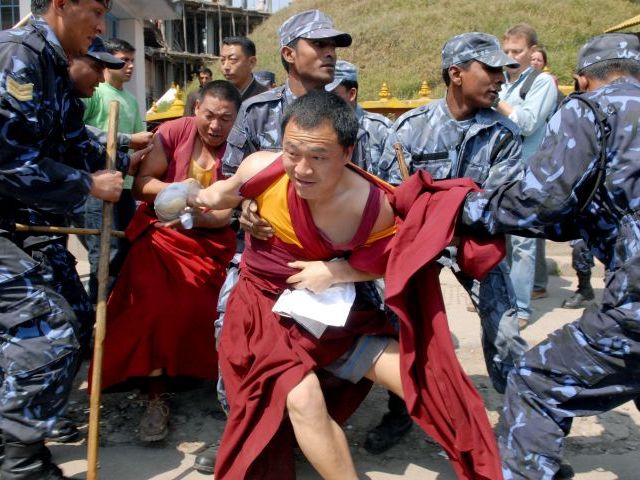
246 0 639 100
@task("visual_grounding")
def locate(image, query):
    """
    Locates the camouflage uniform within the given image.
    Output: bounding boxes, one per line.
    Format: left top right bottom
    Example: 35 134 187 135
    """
377 98 527 392
462 74 640 479
0 18 121 442
356 105 391 174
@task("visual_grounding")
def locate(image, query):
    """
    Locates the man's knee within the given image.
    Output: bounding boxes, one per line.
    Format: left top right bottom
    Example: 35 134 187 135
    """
286 374 326 421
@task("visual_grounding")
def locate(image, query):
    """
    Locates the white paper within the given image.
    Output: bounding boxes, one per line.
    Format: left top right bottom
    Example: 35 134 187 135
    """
272 283 356 338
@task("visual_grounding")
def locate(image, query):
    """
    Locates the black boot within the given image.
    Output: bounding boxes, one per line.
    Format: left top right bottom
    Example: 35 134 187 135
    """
562 272 595 309
555 462 575 479
364 392 412 454
1 435 70 480
47 418 79 444
193 444 216 474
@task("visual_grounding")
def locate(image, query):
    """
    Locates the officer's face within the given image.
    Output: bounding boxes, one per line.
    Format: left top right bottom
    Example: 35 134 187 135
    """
456 61 505 109
282 120 353 201
284 38 337 88
69 56 104 98
194 95 238 149
57 0 107 56
220 44 256 89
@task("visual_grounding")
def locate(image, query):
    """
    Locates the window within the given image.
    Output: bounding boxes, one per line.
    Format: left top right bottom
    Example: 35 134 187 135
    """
0 0 19 31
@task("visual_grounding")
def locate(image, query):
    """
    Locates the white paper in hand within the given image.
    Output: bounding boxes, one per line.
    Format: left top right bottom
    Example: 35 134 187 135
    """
272 283 356 338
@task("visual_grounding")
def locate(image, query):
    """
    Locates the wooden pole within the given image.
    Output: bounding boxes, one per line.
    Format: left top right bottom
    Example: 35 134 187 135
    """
87 101 119 480
12 13 30 29
393 143 410 180
14 224 125 238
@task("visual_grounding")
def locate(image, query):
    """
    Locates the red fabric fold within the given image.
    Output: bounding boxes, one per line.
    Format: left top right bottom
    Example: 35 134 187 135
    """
94 205 236 391
385 171 505 480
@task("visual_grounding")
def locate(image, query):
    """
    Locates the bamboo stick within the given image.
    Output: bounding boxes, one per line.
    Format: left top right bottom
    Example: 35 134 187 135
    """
87 101 120 480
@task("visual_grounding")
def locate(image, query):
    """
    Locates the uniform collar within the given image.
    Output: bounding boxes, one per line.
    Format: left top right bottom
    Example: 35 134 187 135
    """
30 15 69 67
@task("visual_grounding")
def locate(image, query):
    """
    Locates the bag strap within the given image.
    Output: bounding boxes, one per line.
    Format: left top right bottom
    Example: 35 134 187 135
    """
564 92 613 214
519 70 541 100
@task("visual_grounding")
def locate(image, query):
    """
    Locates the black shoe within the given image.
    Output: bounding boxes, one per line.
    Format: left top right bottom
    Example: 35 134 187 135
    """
2 437 70 479
364 411 413 454
46 418 79 443
554 462 575 479
561 290 595 309
193 444 216 474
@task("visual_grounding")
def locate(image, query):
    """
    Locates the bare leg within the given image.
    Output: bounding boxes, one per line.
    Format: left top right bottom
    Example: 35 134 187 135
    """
286 372 358 480
365 340 404 400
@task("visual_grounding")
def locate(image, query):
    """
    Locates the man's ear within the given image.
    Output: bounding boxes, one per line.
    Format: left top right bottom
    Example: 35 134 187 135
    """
449 65 463 86
343 145 355 165
577 74 590 92
52 0 67 12
281 46 295 65
249 56 257 69
347 87 358 104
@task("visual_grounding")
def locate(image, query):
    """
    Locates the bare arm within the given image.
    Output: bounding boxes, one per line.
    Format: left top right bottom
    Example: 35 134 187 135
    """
188 151 279 211
133 134 171 202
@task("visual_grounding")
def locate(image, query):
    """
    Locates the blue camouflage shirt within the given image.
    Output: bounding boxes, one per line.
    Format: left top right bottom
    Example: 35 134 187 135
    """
0 17 126 225
377 98 523 187
462 77 640 333
356 105 391 175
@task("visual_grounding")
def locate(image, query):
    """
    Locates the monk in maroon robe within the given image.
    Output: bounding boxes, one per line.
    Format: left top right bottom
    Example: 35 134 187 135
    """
186 91 505 479
95 81 239 442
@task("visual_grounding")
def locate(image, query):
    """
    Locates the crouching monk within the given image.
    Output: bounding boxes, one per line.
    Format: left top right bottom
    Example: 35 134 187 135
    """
186 90 505 479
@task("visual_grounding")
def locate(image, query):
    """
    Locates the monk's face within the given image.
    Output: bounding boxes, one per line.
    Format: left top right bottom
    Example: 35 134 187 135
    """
282 120 352 201
194 94 238 149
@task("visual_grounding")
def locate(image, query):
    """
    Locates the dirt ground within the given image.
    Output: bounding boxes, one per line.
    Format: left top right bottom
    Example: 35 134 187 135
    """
50 241 640 479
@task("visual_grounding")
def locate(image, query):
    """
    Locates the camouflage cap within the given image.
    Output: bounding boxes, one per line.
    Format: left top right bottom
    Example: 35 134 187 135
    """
278 9 352 48
254 70 276 87
442 32 519 70
86 37 124 69
325 60 358 91
576 33 640 73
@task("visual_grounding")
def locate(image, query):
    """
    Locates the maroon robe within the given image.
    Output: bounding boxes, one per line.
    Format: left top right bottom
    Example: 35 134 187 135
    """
96 116 236 391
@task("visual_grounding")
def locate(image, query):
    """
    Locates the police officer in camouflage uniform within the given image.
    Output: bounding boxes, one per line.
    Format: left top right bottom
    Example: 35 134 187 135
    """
325 60 392 174
377 33 528 395
194 9 357 474
0 1 128 478
461 33 640 479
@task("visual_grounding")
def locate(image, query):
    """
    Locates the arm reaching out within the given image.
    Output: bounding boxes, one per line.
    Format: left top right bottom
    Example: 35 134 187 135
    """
188 151 280 210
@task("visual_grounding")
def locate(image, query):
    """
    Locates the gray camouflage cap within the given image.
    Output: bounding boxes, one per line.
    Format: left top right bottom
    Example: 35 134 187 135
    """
325 60 358 91
576 33 640 73
278 9 352 48
442 32 519 69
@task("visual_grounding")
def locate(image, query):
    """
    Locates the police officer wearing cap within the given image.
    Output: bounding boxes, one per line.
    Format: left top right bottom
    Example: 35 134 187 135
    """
461 33 640 479
0 1 136 477
221 9 364 176
377 32 527 399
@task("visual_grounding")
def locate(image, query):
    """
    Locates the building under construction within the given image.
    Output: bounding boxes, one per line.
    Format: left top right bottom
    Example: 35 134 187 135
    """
145 0 271 104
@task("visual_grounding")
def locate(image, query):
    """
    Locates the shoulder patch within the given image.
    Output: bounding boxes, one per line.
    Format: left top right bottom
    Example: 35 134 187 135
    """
6 76 33 102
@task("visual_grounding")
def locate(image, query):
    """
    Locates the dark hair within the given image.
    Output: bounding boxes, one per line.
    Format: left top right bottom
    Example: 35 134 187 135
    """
580 58 640 81
105 38 135 55
281 38 299 73
504 23 538 47
532 45 548 67
340 79 359 91
198 66 213 76
442 59 474 86
198 80 242 112
222 36 256 57
32 0 111 16
281 90 358 148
